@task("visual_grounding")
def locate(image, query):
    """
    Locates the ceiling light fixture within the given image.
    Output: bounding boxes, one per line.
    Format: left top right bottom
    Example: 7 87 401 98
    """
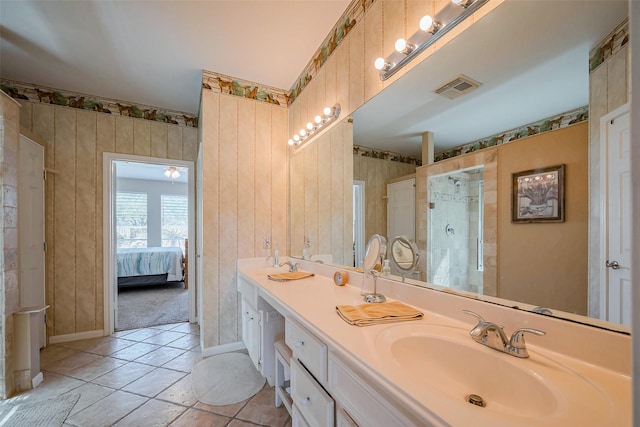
288 103 341 149
374 0 488 81
164 166 181 179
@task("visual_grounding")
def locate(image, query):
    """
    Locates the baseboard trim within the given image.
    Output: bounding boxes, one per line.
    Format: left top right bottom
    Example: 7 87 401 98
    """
202 341 246 358
49 329 105 344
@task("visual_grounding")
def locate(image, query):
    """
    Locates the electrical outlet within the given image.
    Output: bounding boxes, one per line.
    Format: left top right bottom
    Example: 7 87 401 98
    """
264 236 271 249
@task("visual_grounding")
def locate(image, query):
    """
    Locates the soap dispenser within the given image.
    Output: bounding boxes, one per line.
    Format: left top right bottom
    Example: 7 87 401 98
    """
273 244 279 267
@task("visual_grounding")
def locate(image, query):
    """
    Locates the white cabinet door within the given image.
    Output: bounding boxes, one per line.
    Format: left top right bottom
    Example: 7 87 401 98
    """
241 299 261 369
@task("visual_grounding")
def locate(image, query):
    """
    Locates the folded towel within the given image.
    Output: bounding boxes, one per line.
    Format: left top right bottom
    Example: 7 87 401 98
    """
336 300 424 326
267 271 315 282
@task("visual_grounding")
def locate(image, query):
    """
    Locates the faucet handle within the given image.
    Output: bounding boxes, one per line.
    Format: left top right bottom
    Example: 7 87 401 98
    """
509 328 547 357
462 310 486 324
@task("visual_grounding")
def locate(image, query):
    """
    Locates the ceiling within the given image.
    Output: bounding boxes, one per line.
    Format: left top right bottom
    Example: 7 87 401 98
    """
116 161 189 183
0 0 350 114
352 0 628 157
0 1 628 159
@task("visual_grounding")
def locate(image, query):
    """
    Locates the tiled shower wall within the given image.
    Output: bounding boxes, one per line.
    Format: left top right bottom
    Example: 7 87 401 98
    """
17 100 197 339
0 92 21 398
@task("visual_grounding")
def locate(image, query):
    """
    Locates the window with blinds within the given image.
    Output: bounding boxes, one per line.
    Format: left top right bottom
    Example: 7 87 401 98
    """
116 192 148 248
161 194 188 251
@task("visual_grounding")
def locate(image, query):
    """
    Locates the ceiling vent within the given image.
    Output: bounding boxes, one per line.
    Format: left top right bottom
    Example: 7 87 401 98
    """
435 75 482 100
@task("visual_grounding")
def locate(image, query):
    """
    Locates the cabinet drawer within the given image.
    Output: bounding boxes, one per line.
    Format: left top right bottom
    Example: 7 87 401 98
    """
292 404 311 427
329 354 425 427
291 358 334 427
286 318 328 384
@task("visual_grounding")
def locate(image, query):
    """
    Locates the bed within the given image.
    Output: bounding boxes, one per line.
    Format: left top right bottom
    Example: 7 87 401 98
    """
117 246 186 288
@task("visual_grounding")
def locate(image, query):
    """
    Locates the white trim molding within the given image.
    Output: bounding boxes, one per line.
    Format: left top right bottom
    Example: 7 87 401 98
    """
201 342 246 358
49 329 105 344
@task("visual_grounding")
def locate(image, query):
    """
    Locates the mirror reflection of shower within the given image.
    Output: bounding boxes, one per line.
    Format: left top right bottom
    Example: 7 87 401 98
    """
427 166 484 294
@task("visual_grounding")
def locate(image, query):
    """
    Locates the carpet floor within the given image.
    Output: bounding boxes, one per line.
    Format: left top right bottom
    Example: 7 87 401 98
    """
117 282 188 330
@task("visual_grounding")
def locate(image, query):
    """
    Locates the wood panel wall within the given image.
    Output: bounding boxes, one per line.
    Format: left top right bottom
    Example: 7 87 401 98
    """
17 100 197 338
200 90 288 348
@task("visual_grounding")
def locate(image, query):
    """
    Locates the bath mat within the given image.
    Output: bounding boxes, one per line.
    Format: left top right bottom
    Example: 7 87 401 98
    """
0 392 79 427
191 352 265 406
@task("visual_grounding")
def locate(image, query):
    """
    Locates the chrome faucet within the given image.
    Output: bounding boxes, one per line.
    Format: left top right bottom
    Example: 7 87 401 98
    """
279 261 298 272
463 310 545 358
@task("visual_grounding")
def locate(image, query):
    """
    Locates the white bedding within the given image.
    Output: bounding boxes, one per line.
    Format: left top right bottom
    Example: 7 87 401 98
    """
117 247 184 282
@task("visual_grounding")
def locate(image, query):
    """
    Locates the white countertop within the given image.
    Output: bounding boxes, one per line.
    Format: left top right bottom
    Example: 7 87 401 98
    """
238 258 631 426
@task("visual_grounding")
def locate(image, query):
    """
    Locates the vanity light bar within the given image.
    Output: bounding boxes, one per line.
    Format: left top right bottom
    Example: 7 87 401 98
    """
288 103 341 148
374 0 489 81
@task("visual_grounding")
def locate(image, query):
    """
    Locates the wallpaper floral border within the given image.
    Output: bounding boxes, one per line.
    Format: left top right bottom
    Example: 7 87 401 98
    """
0 79 199 128
353 144 422 166
589 19 629 72
434 106 589 162
201 70 289 106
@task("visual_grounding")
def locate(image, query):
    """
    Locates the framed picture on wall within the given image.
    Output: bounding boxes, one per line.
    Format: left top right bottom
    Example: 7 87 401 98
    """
512 164 565 223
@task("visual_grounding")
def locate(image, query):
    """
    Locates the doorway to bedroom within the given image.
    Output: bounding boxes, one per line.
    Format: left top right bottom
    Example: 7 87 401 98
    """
104 154 196 333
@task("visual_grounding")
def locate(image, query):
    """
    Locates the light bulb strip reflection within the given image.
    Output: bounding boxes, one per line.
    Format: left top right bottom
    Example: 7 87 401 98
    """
375 0 488 81
288 103 341 148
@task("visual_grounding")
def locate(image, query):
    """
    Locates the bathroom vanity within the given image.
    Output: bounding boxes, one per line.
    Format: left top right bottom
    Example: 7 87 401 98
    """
237 257 631 427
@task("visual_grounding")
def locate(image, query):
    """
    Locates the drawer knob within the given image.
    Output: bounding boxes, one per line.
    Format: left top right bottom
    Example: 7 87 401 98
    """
299 397 310 406
295 340 305 349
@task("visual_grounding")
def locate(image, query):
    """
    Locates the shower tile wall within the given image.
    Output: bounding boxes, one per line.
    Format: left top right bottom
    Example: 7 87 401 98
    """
428 170 483 293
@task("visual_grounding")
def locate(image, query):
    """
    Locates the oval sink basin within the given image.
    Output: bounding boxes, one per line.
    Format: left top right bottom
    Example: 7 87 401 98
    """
375 323 614 425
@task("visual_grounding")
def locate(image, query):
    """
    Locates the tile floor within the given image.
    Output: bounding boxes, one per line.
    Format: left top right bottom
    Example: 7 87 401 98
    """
6 322 291 427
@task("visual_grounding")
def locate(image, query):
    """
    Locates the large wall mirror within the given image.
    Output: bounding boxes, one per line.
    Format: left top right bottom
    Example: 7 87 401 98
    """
289 0 630 333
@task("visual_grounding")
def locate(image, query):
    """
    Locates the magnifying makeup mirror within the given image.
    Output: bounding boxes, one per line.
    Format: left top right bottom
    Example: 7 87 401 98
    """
389 235 420 283
361 234 387 303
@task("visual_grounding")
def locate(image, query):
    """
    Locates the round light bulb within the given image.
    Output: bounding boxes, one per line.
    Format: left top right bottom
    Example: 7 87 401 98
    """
323 106 332 116
420 15 434 32
306 122 314 130
374 57 386 70
395 38 407 53
314 115 322 124
299 129 306 137
288 139 294 146
293 134 300 142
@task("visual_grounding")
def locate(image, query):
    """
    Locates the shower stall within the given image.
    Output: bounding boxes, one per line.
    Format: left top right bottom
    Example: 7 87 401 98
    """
427 166 484 294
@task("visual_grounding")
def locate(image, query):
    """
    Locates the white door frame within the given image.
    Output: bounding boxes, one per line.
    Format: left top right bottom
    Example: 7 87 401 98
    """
353 181 366 268
103 152 196 335
598 102 630 321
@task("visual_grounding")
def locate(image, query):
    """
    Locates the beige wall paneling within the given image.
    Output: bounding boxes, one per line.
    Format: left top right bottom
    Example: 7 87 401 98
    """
53 107 77 335
218 95 239 346
200 89 288 349
304 142 319 256
607 46 629 112
348 17 365 117
17 100 31 130
182 127 198 162
30 103 55 338
201 91 220 348
95 114 115 328
289 147 305 257
133 120 151 156
364 0 383 103
318 132 332 257
335 35 351 117
18 101 196 342
383 1 405 60
271 107 288 258
167 125 183 161
115 116 133 155
75 111 97 332
323 52 338 113
150 121 168 158
255 103 272 260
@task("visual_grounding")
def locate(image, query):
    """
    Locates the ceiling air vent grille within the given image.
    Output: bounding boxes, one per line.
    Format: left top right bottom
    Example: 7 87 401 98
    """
435 75 482 99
